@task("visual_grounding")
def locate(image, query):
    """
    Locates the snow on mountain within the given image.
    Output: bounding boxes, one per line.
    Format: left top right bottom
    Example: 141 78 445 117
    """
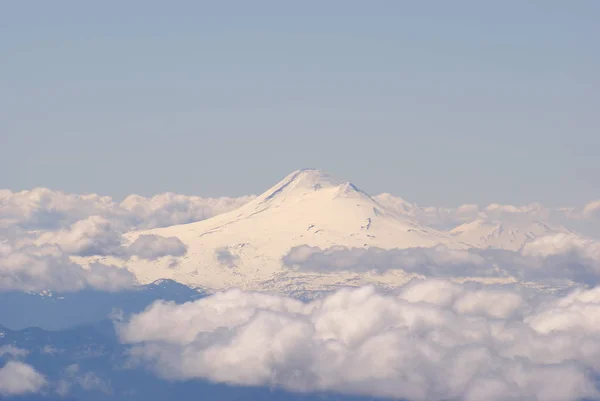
374 193 572 251
449 219 570 251
116 169 471 292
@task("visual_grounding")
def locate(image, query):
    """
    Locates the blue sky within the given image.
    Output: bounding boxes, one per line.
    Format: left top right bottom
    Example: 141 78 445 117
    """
1 1 598 206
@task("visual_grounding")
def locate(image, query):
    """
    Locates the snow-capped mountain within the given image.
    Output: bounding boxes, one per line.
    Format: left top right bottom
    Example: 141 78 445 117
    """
449 219 570 251
114 169 470 292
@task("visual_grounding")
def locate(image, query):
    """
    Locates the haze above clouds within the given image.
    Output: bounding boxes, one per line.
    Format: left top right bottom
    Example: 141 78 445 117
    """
2 2 599 205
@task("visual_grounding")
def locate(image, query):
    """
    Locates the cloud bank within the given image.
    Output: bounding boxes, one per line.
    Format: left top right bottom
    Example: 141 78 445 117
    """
120 280 600 401
0 188 254 232
1 186 598 294
284 233 600 286
0 188 247 291
0 242 136 292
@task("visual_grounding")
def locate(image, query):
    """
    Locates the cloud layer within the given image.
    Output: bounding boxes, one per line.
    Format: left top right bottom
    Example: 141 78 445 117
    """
120 279 600 401
0 188 254 232
0 188 251 292
284 233 600 286
0 242 137 292
1 186 599 295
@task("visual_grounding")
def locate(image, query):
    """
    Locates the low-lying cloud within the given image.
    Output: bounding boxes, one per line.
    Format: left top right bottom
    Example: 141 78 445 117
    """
30 218 188 260
0 242 136 292
34 216 123 257
56 364 112 396
0 187 249 292
126 235 187 260
215 247 240 268
283 245 491 277
0 188 254 232
284 233 600 286
119 279 600 401
0 361 46 396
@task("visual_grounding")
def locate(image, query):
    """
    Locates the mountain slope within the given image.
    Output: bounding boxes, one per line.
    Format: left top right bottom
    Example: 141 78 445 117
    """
116 170 470 292
450 219 570 251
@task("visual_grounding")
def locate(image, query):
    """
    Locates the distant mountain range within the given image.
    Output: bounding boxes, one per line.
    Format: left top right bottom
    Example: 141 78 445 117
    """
0 279 203 330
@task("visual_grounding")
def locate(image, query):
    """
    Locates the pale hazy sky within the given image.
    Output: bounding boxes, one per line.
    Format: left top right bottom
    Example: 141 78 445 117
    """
1 1 598 206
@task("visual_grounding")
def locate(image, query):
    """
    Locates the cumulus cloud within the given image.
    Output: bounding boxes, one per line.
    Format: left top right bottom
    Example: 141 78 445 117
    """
34 216 123 257
29 217 188 261
0 188 254 232
0 242 136 292
119 192 255 230
215 247 240 268
522 233 600 260
119 280 600 401
126 234 188 260
2 186 599 293
582 200 600 219
56 364 111 396
0 209 189 291
283 235 600 286
0 188 115 231
0 188 248 290
0 345 28 358
284 245 492 277
0 361 46 396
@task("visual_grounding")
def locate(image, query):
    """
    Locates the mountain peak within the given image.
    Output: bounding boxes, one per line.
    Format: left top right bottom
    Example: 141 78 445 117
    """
256 169 369 204
283 169 344 189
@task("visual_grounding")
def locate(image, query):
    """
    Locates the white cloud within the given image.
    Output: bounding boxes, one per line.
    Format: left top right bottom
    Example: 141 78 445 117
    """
126 234 187 260
0 188 116 230
3 187 596 239
119 280 600 401
0 188 249 290
283 237 600 286
284 245 491 277
30 217 188 260
119 192 255 229
56 364 111 395
522 233 600 260
215 247 240 268
0 188 254 232
34 216 123 256
0 345 28 358
0 361 46 396
0 242 136 292
582 200 600 219
2 186 599 293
